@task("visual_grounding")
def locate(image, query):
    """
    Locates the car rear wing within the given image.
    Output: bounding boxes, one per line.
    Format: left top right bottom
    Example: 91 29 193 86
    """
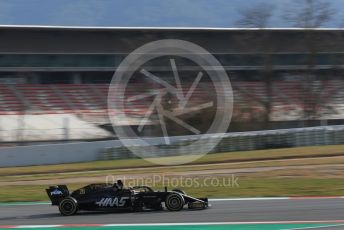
46 185 69 205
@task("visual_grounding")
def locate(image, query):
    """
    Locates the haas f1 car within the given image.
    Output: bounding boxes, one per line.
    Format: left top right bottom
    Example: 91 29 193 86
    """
46 181 209 216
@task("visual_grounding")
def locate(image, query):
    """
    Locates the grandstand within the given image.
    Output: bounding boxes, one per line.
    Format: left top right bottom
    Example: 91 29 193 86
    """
1 81 343 119
0 26 343 144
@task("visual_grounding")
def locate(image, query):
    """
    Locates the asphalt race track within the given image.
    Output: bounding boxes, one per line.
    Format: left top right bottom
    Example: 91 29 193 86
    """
0 198 344 226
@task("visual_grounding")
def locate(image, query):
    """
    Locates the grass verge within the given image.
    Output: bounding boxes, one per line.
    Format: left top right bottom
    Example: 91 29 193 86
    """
0 145 343 176
1 177 344 202
1 145 344 202
1 155 344 182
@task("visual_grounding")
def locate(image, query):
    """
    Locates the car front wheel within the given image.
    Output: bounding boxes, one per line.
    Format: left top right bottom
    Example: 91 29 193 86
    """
165 193 185 211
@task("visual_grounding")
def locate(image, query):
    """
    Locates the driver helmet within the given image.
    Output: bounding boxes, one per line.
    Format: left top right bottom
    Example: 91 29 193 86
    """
117 180 124 190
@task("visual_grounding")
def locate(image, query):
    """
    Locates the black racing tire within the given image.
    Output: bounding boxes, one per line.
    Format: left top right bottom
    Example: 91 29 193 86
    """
172 189 186 195
165 193 185 211
59 197 78 216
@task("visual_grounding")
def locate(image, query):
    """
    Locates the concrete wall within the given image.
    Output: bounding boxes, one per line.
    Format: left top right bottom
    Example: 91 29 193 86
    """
0 114 112 142
0 140 120 167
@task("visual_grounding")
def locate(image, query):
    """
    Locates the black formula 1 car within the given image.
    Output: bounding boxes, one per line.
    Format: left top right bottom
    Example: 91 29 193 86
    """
46 182 208 216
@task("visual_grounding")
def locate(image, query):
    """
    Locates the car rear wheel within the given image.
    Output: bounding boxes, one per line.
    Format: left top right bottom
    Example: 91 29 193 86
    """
165 193 185 211
59 197 78 216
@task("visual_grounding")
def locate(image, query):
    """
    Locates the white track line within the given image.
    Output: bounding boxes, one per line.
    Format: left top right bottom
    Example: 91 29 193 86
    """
4 221 344 228
282 223 344 230
209 197 290 201
15 225 61 228
103 221 344 226
0 202 50 206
